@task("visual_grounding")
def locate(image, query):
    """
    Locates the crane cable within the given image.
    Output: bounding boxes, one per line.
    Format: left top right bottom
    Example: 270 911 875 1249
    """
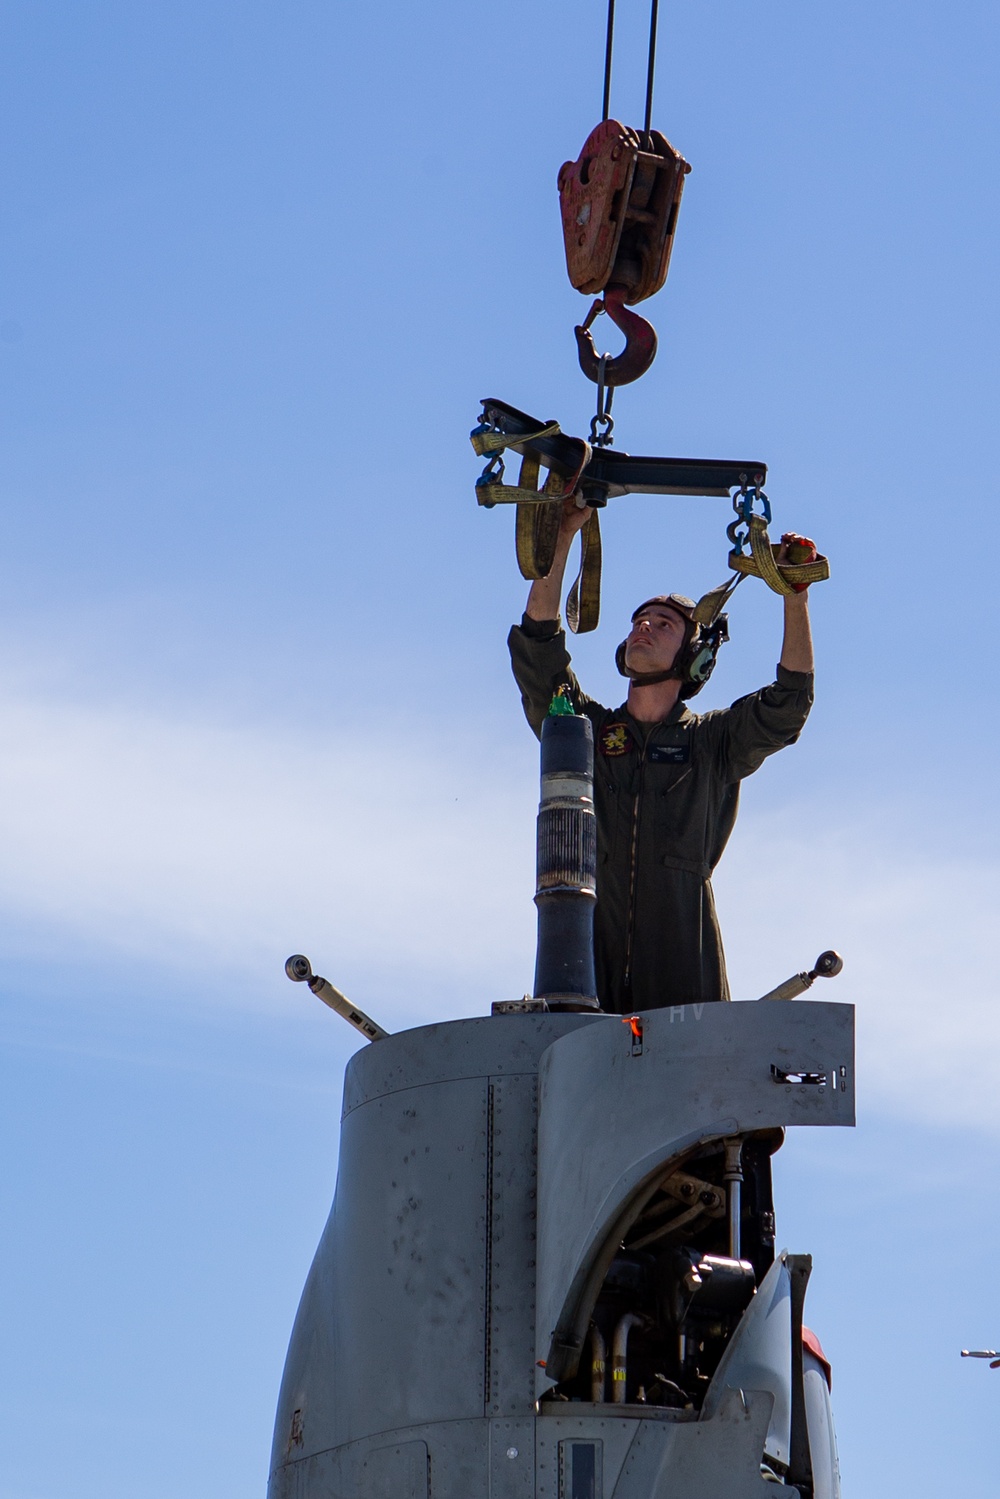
601 0 661 130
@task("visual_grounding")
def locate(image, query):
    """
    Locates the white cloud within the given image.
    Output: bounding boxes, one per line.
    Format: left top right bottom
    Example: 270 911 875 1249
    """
0 689 538 1021
0 685 996 1128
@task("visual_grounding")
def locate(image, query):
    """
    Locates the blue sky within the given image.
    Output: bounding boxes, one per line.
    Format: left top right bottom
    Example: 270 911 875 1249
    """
2 1 999 1494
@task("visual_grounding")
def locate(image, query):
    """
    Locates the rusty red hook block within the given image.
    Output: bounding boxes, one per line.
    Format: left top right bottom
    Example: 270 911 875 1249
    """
574 284 658 388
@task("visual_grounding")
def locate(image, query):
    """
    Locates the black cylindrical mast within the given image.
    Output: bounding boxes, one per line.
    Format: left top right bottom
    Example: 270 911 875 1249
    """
532 710 600 1010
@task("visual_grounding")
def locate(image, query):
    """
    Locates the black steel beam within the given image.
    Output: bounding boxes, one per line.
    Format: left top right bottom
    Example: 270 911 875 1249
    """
481 398 766 502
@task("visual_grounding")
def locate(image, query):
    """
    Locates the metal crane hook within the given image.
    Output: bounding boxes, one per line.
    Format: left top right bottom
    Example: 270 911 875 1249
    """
574 284 658 387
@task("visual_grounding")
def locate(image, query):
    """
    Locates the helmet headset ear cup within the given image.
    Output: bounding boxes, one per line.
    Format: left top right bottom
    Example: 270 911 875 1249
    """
679 615 729 697
682 644 717 694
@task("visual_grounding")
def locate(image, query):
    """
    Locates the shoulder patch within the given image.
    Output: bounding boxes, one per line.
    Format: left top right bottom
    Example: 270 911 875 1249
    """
599 722 634 757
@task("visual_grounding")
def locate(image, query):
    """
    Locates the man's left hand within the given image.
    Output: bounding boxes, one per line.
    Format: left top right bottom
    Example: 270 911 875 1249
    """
778 532 817 594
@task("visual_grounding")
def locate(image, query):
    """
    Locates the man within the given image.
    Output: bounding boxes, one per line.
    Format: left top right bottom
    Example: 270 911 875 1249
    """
508 499 816 1013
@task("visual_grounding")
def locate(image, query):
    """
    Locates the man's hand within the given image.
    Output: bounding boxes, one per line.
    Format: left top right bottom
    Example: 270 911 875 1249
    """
557 496 594 542
777 531 817 594
524 497 594 621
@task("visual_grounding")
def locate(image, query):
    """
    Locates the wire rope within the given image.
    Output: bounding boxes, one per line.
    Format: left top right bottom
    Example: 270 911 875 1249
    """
643 0 660 133
602 0 662 131
602 0 616 120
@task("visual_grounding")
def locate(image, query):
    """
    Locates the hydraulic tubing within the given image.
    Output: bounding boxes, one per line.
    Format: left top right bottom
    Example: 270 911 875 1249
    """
590 1324 607 1403
611 1313 643 1403
723 1137 743 1259
532 712 600 1010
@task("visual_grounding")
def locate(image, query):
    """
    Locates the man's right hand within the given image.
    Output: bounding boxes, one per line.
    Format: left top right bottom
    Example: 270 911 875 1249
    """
525 497 594 621
558 496 594 542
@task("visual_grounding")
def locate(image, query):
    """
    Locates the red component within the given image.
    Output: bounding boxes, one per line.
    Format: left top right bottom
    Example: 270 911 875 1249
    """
559 120 639 296
574 285 658 387
802 1326 832 1389
557 120 690 304
780 532 817 558
780 532 818 593
622 1015 643 1041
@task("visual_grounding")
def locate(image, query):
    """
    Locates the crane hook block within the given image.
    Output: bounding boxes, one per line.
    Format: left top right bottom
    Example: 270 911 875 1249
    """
573 285 658 387
557 119 691 305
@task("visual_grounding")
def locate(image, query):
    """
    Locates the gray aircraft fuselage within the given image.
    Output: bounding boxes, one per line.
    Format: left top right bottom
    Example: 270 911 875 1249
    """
267 999 853 1499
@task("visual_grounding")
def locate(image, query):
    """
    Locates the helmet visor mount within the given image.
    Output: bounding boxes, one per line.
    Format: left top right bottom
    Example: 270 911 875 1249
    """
630 594 698 624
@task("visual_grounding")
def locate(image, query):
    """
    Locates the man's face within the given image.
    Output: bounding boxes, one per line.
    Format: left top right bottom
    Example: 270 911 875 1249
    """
624 604 689 675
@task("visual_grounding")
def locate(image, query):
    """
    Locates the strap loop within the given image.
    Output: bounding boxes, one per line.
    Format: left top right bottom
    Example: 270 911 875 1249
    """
565 510 602 634
727 489 829 596
470 420 560 458
516 468 566 580
730 516 830 593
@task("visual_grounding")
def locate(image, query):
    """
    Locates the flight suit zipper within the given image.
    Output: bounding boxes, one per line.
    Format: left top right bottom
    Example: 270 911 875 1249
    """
622 743 647 995
622 735 692 997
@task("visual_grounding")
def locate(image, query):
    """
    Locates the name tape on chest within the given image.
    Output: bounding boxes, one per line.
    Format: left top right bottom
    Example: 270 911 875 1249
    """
649 742 691 765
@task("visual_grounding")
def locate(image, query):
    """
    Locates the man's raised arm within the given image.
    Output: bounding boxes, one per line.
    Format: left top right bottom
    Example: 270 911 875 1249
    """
509 499 597 736
777 532 815 674
711 531 817 783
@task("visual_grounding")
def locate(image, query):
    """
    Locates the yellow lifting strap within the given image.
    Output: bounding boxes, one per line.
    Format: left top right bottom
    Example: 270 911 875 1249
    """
565 509 602 634
470 420 562 458
730 514 830 595
473 417 826 633
512 455 601 633
472 422 564 505
514 454 566 580
472 420 601 632
691 574 742 627
692 514 830 627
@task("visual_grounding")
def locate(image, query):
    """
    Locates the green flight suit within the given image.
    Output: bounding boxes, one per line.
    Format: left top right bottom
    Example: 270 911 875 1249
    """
508 613 814 1012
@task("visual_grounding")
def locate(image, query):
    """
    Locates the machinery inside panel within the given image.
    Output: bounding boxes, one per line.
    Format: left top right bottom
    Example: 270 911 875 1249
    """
544 1131 780 1410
